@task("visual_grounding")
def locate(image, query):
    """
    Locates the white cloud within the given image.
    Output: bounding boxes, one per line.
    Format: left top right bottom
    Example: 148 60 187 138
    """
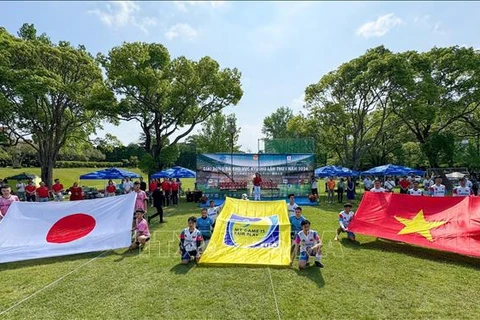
173 1 226 12
89 1 157 34
165 23 198 40
414 15 445 35
356 13 403 38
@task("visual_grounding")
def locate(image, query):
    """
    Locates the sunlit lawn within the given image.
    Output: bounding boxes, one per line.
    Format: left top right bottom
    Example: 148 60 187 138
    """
1 193 480 319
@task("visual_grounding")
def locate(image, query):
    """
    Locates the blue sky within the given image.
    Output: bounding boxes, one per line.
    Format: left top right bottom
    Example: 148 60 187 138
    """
1 1 479 152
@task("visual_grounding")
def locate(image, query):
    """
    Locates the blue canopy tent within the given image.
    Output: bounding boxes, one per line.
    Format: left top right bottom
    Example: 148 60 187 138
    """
151 166 196 179
314 165 359 177
362 164 425 176
79 168 141 180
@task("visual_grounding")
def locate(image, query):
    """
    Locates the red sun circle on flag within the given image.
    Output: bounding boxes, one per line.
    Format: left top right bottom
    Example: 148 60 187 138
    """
46 213 96 244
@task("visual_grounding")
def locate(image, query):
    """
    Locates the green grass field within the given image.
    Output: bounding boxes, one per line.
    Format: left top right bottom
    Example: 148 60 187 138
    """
0 168 479 319
1 196 480 319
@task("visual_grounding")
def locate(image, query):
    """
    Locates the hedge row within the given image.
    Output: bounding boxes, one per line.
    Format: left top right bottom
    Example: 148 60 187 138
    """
55 161 125 168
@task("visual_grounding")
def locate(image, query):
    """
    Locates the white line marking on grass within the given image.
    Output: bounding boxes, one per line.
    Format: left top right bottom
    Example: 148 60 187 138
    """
267 267 281 320
0 250 109 316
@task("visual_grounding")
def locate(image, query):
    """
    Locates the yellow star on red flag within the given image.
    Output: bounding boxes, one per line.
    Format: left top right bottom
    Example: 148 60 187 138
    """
394 210 447 242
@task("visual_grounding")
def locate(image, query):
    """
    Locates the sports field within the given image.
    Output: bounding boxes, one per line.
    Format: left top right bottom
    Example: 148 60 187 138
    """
1 195 480 319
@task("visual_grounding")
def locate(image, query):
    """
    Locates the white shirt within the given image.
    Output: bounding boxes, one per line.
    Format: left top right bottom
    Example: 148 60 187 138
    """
408 188 423 196
295 230 320 252
181 228 202 251
430 184 446 197
453 186 472 197
423 179 434 190
207 206 221 222
123 181 133 193
16 183 26 193
339 210 355 229
287 202 299 217
466 179 473 189
370 187 386 193
311 180 318 189
363 178 373 189
384 180 395 191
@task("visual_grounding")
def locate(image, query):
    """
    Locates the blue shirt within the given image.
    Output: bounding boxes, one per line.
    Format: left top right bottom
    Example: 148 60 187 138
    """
289 215 306 234
196 216 213 238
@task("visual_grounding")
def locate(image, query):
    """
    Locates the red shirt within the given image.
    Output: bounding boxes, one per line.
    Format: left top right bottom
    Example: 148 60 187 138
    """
253 177 262 186
399 180 410 189
149 182 157 192
37 186 49 198
52 183 64 193
171 182 179 191
106 185 116 193
69 187 83 201
25 185 36 194
162 181 171 192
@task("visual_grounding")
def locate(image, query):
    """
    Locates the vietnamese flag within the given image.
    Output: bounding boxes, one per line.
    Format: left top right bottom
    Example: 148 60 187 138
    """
348 192 480 258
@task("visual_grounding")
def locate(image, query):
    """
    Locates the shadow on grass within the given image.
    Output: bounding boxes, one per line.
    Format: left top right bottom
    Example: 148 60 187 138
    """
170 263 196 274
0 250 119 271
360 239 480 270
340 238 361 250
294 266 325 288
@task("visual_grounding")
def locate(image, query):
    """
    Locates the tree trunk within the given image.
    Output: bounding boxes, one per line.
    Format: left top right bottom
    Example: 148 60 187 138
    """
40 161 54 188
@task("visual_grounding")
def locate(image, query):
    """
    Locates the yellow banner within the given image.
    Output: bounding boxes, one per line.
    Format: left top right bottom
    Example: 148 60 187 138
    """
199 197 291 266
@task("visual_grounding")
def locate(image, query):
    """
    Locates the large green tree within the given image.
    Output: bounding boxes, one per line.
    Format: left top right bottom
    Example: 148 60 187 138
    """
305 46 396 170
188 113 241 153
0 24 115 185
389 46 480 167
99 42 243 175
262 106 294 139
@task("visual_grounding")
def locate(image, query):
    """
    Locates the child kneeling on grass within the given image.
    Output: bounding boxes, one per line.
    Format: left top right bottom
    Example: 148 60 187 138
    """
291 220 324 269
335 203 356 242
179 216 204 264
129 209 150 250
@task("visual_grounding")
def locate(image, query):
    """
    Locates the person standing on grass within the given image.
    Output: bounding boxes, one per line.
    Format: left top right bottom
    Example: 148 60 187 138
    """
429 176 446 197
370 180 386 193
363 176 373 192
15 180 26 201
289 207 306 245
335 203 356 242
133 181 148 212
179 216 204 265
207 200 223 224
310 176 318 196
197 208 214 247
453 177 473 196
253 172 262 201
139 177 147 192
161 178 171 207
291 220 324 269
327 177 336 204
384 176 396 193
25 180 37 202
408 181 423 196
287 194 299 217
337 178 345 203
123 177 133 194
149 179 158 207
346 176 355 200
171 178 179 206
0 185 20 221
149 184 165 224
36 182 50 202
69 182 84 201
399 176 410 194
51 179 65 201
129 209 150 250
106 180 116 197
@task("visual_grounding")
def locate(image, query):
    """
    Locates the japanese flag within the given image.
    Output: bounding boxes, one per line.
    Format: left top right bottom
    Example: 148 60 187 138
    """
0 193 136 264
